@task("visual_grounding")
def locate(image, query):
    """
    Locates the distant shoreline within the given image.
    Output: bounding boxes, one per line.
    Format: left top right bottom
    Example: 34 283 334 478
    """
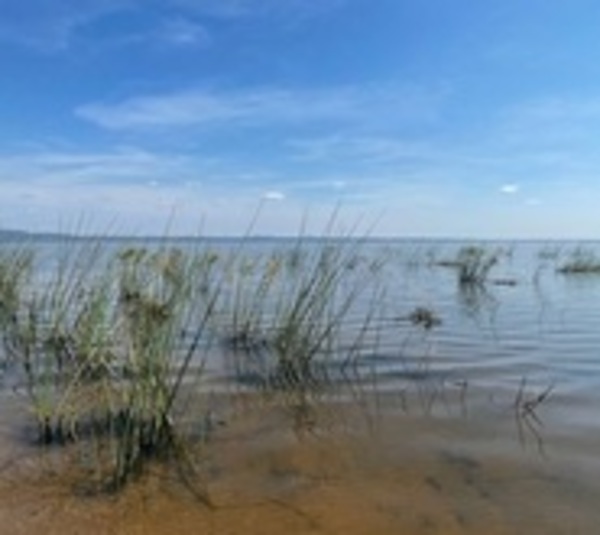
2 229 600 245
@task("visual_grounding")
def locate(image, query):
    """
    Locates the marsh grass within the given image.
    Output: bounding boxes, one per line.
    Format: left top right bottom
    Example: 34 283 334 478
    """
454 246 499 286
0 231 561 501
0 220 391 497
219 238 386 394
435 245 511 287
557 247 600 274
0 237 228 499
98 245 219 493
0 245 34 366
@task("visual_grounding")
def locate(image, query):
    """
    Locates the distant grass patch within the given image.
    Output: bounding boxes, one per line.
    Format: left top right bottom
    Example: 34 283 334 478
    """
436 246 500 286
557 247 600 275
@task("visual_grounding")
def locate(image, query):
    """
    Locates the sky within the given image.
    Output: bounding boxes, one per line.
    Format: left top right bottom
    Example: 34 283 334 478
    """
2 0 600 237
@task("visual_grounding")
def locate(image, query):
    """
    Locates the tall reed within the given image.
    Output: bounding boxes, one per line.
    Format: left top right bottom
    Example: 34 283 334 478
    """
218 234 385 392
0 238 223 496
0 221 386 493
0 245 35 363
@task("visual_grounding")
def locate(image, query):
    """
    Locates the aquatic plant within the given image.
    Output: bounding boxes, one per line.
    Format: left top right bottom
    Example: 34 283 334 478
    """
455 246 499 286
2 227 537 500
0 246 34 364
557 247 600 274
269 243 361 386
219 236 384 392
0 224 387 495
0 239 222 499
0 217 387 494
407 306 442 330
435 245 503 287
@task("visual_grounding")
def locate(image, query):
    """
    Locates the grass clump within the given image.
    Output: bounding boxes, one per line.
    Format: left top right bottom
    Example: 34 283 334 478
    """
436 245 500 287
0 225 382 494
557 247 600 275
407 306 442 330
268 241 375 387
103 246 217 492
455 246 499 286
0 239 222 498
218 234 385 393
0 246 34 364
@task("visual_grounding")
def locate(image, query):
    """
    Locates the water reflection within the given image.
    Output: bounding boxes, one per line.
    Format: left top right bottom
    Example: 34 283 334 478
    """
513 377 555 456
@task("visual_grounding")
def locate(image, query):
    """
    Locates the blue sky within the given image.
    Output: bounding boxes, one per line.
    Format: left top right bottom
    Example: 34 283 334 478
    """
2 0 600 237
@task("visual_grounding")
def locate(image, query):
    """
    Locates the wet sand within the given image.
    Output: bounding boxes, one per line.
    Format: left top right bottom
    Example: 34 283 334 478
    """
0 390 599 535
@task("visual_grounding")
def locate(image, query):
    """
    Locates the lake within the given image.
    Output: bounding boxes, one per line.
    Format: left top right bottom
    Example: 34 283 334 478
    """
0 237 599 534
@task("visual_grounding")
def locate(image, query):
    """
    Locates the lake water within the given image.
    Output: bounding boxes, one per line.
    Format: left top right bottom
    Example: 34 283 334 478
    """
1 237 600 534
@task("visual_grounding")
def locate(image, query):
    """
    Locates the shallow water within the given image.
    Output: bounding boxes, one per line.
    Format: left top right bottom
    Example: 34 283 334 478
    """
1 391 599 535
2 238 600 533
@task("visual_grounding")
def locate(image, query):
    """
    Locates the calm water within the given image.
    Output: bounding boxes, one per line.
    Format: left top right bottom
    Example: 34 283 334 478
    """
1 237 600 534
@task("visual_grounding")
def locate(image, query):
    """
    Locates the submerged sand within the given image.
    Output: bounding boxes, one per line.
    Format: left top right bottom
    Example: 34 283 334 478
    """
0 390 599 535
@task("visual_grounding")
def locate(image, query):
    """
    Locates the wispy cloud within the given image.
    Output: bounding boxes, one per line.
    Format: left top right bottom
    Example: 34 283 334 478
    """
0 146 244 233
0 0 131 52
0 161 369 236
0 1 213 53
168 0 346 20
493 96 600 159
455 94 600 195
76 85 441 130
159 17 210 47
3 143 599 238
0 147 195 183
288 135 438 165
0 144 460 235
90 15 212 52
278 94 600 195
0 0 345 53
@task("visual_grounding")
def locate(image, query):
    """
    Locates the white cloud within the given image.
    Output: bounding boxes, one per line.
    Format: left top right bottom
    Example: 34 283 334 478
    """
500 183 519 194
262 190 285 201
